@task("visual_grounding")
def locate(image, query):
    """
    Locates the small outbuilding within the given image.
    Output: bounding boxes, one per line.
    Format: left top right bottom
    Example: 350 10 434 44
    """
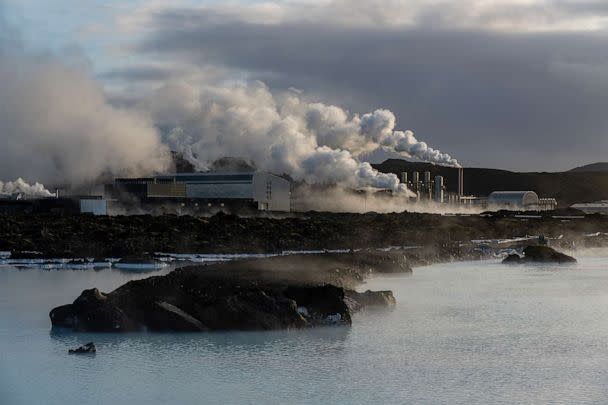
488 191 540 211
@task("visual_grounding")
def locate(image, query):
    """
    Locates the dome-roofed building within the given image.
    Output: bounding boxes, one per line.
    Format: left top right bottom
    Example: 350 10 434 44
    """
488 191 540 211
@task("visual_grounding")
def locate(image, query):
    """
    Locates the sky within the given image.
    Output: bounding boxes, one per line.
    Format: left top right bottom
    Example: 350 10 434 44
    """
3 0 608 173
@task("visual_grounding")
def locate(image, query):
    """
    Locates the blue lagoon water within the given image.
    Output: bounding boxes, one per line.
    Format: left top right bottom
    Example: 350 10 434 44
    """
2 255 608 404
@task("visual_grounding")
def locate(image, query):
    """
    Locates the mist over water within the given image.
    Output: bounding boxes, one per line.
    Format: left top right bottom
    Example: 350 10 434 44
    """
2 255 608 404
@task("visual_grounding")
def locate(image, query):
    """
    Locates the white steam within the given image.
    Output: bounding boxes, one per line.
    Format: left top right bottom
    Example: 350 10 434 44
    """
291 185 482 214
0 34 172 187
0 178 53 198
360 110 460 167
144 80 459 194
0 21 458 194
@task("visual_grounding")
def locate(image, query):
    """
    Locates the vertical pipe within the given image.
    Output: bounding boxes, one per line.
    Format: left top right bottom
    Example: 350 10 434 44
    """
434 176 444 203
458 167 464 197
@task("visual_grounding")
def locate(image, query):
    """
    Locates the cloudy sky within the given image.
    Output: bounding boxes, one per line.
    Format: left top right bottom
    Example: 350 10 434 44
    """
4 0 608 172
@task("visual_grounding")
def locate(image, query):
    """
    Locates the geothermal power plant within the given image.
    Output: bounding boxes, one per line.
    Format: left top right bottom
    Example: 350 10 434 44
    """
0 162 563 215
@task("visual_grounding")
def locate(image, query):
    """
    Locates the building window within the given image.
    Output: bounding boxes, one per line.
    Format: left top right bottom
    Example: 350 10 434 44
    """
266 181 272 200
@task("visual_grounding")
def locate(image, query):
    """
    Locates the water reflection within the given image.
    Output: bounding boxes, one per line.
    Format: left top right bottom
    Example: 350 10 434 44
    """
50 325 351 352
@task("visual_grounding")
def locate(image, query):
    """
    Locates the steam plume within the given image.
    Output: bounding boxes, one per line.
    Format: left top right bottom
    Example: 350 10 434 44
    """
0 25 172 187
145 80 459 194
360 109 460 167
0 18 458 193
0 178 53 197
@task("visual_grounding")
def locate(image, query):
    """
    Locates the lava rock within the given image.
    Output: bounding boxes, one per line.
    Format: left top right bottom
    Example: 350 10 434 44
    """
502 246 577 264
502 254 523 264
50 288 136 332
344 290 396 312
5 211 607 260
69 342 96 354
523 245 577 263
50 254 401 332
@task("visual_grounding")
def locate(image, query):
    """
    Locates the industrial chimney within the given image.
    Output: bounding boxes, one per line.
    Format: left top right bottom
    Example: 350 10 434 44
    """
458 167 464 197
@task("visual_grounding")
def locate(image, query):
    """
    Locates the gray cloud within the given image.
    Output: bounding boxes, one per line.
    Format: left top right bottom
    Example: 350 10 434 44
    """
115 2 608 171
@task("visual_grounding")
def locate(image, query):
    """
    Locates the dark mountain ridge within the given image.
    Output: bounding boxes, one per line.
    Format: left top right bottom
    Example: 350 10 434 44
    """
569 162 608 173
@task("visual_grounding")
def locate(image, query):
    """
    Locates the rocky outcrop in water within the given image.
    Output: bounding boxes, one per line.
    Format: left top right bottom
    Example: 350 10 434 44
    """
68 342 96 354
50 253 405 332
344 290 396 312
502 246 577 264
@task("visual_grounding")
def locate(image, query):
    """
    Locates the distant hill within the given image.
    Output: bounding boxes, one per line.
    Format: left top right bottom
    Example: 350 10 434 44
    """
372 159 608 207
569 162 608 173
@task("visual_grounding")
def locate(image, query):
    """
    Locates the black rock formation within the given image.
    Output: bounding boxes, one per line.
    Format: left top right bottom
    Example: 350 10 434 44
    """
502 245 577 264
3 211 608 258
69 342 96 354
50 254 405 332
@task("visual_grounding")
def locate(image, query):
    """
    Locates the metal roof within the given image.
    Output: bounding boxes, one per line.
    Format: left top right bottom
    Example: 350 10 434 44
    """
173 173 254 183
488 191 539 205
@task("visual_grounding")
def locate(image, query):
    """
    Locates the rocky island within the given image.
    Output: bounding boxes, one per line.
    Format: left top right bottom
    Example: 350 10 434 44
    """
502 245 577 264
50 252 406 332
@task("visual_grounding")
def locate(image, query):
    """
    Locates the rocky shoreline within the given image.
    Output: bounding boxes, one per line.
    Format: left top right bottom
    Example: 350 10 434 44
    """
2 211 608 259
50 252 407 332
0 210 599 332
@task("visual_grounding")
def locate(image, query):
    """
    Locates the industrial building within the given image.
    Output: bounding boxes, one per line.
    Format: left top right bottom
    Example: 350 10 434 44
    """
400 169 460 203
397 168 558 211
105 171 291 212
0 195 107 215
487 191 540 210
571 201 608 215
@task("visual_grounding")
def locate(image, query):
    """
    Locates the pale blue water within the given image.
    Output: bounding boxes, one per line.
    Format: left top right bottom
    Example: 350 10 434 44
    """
2 255 608 404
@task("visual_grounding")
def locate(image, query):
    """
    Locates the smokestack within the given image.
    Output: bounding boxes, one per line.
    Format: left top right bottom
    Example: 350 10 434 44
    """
458 167 464 197
434 175 444 203
400 172 408 184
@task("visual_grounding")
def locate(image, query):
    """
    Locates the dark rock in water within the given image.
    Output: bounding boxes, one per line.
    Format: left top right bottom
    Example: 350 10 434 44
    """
50 288 135 332
523 245 577 263
502 246 577 264
502 254 523 264
69 342 96 354
344 290 396 312
285 285 351 325
50 254 400 332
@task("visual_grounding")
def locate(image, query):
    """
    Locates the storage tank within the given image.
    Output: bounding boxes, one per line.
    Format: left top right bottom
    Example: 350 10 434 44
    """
434 176 444 203
488 191 540 211
424 171 432 184
412 172 420 184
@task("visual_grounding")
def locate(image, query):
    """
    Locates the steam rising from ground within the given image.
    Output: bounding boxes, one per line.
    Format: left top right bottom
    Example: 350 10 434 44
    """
0 178 53 197
292 185 483 214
